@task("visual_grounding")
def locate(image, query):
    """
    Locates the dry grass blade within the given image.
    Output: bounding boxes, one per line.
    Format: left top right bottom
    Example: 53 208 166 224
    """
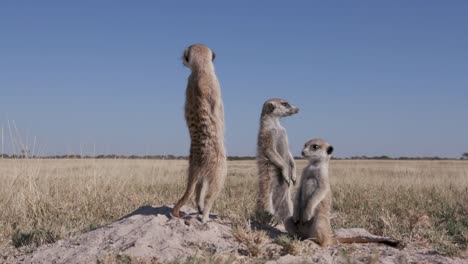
231 225 268 257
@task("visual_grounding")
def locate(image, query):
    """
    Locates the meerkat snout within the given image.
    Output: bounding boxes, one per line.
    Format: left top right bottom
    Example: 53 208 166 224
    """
282 101 299 116
292 104 299 112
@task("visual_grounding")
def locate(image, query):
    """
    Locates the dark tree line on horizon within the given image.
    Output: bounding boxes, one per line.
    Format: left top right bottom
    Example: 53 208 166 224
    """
1 153 467 160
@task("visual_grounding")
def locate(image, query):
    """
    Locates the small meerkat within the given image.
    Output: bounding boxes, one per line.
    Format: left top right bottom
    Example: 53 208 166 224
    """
285 138 335 246
256 98 299 223
172 44 227 223
286 139 401 247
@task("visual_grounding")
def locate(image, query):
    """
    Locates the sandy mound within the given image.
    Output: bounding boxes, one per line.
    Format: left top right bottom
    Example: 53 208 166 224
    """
8 205 465 263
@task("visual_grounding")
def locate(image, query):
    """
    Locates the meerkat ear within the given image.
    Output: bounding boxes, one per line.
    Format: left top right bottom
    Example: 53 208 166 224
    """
212 51 216 61
183 48 190 63
327 146 334 155
263 102 275 114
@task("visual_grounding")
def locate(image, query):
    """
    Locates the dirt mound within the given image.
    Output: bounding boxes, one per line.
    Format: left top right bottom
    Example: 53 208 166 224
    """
7 205 465 263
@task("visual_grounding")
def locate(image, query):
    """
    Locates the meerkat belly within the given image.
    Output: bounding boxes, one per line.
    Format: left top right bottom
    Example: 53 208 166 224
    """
275 130 290 161
301 177 319 203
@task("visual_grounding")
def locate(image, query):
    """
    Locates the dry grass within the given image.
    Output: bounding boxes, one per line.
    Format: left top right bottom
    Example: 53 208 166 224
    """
274 235 308 256
0 159 467 257
232 225 268 257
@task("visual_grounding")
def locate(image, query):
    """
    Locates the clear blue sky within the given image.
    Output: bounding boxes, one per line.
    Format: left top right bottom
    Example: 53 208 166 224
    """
1 1 467 158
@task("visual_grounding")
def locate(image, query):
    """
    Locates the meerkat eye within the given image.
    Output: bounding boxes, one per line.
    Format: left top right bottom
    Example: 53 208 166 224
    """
311 144 319 150
281 102 290 107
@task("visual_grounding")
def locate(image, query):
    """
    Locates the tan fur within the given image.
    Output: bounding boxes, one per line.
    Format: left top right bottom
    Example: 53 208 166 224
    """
285 138 334 246
256 98 299 223
172 44 226 223
286 139 400 248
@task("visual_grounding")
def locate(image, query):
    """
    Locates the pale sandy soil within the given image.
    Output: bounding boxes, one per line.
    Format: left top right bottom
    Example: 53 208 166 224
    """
3 205 465 264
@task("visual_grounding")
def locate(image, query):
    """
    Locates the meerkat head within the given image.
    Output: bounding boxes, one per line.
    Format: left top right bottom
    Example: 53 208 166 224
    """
261 98 299 118
301 138 333 162
182 44 216 69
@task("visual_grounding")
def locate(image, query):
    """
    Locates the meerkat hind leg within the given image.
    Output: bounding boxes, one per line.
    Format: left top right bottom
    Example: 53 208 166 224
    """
279 188 293 222
195 180 207 215
256 167 274 214
200 174 223 223
311 214 335 246
201 187 218 223
272 181 293 223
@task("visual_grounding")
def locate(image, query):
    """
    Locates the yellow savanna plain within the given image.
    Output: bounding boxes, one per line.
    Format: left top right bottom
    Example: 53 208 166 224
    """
0 159 466 256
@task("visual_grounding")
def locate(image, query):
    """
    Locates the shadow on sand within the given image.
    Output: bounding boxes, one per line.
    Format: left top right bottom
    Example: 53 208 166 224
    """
118 205 173 220
250 220 287 239
118 205 218 222
119 205 286 239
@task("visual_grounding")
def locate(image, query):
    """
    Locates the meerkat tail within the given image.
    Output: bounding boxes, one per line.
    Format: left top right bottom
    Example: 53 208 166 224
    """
336 236 402 248
172 168 199 218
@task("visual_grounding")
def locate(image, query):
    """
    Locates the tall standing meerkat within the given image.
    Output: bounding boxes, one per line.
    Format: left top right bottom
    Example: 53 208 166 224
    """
286 138 400 247
256 98 299 223
172 44 227 223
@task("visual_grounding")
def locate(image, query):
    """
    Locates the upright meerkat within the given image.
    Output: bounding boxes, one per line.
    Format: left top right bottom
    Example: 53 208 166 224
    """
172 44 227 223
285 138 335 246
286 139 400 247
256 98 299 223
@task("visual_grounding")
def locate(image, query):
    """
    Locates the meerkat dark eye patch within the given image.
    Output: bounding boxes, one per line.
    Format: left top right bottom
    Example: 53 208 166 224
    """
312 144 319 150
212 51 216 61
281 102 290 107
327 146 334 155
183 51 190 63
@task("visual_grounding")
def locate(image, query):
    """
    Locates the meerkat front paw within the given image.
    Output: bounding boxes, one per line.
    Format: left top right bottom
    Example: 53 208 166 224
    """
301 211 313 223
282 168 291 186
290 169 297 185
289 159 297 184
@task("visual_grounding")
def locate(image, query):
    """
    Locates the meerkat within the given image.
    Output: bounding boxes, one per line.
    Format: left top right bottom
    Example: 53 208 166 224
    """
285 138 335 246
285 138 400 247
256 98 299 223
171 44 227 223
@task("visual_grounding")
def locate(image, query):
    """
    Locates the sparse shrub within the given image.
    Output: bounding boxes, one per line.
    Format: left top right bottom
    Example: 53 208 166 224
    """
12 228 58 248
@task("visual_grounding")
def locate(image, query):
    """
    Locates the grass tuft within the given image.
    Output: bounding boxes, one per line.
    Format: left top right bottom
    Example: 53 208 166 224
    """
11 228 58 248
232 225 268 257
274 235 303 256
